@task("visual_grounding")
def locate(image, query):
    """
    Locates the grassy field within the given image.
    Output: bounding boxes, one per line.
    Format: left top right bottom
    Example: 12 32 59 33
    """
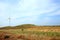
0 26 60 40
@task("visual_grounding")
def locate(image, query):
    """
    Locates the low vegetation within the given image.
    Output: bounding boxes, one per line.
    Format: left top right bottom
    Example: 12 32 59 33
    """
0 24 60 40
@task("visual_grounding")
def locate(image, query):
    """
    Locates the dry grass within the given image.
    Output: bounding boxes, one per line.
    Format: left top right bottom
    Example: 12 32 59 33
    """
0 31 17 40
17 34 60 40
0 26 60 40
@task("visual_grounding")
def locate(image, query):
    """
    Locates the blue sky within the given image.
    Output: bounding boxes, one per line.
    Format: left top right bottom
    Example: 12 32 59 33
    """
0 0 60 27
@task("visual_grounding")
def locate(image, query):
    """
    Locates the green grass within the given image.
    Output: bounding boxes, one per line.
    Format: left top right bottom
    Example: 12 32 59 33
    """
0 29 60 36
0 29 60 37
14 31 60 37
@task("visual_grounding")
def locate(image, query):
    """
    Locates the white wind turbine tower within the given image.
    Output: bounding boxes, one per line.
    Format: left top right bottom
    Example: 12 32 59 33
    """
8 10 11 26
8 7 11 26
8 17 11 26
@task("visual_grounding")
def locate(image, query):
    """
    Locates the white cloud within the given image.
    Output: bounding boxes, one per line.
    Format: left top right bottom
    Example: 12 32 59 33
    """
0 2 8 11
47 10 60 16
9 0 59 20
13 0 58 16
0 0 60 26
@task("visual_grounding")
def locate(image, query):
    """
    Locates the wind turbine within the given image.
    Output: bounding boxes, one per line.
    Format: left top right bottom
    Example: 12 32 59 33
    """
8 7 11 26
8 15 11 26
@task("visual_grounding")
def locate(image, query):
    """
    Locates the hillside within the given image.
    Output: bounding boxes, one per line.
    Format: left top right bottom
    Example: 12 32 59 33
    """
0 24 60 29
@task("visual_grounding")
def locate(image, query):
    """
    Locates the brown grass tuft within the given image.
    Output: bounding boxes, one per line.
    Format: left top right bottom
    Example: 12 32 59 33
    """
0 31 17 40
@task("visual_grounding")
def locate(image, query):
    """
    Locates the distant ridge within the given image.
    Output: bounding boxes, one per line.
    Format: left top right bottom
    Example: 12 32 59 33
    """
0 24 37 29
0 24 60 29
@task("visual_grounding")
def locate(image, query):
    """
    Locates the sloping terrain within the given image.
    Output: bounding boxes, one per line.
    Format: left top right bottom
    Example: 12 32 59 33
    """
0 24 60 40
